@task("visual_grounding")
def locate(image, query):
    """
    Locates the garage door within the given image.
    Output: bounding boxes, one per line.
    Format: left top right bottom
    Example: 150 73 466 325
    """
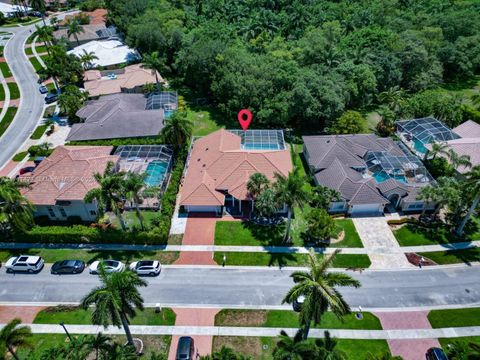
349 204 382 215
186 205 221 213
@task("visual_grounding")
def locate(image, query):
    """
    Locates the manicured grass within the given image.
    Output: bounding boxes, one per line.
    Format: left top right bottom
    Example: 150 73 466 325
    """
0 107 17 137
0 61 12 77
29 56 45 72
438 337 480 353
34 305 176 326
0 248 180 265
30 124 48 139
7 82 20 99
428 308 480 328
12 151 28 162
186 106 222 136
334 219 363 248
111 210 161 230
0 46 4 57
215 309 382 330
213 252 371 268
25 46 34 55
0 82 4 101
35 45 48 54
418 248 480 265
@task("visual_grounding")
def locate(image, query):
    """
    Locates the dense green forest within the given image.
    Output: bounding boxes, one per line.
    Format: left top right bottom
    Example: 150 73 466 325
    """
105 0 480 132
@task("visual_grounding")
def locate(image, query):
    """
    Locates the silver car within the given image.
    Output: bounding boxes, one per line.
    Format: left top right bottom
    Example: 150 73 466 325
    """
5 255 44 273
129 260 161 276
89 260 125 274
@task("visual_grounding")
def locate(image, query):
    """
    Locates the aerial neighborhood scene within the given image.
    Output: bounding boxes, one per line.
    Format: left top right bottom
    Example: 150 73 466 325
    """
0 0 480 359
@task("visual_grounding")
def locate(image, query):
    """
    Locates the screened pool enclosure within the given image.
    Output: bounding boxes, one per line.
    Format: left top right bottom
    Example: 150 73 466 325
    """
229 129 286 150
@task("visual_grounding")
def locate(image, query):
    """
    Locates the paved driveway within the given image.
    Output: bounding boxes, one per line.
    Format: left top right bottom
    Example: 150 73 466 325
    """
175 217 217 265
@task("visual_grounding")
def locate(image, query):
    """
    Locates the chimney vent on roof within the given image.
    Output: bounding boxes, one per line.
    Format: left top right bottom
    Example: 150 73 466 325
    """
197 158 200 161
205 147 209 151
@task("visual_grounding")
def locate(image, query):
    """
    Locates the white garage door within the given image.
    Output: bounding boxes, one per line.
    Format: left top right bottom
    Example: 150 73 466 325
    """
349 204 382 215
186 205 221 213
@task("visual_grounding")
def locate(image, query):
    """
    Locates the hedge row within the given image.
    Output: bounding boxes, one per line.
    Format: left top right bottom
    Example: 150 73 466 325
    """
67 137 166 146
387 218 418 225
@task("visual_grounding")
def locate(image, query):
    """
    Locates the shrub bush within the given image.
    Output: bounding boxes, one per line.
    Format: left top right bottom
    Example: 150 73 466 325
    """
387 218 417 225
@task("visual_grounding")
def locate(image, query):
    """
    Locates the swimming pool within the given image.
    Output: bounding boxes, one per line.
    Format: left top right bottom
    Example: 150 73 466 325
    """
413 138 428 154
242 143 281 150
373 171 407 183
164 109 174 118
144 160 168 187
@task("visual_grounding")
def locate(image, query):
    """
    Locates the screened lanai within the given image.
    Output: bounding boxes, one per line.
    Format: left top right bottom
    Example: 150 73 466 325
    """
229 129 286 150
396 117 460 155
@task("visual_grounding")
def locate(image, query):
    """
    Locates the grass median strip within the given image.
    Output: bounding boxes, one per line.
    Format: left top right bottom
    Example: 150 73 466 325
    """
418 248 480 265
7 82 20 99
0 62 12 77
0 107 17 137
30 124 48 139
215 309 382 330
12 151 28 162
214 252 371 268
29 57 45 72
428 308 480 328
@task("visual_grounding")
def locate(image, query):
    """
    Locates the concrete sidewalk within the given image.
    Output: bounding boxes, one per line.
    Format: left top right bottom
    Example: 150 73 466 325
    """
3 323 480 340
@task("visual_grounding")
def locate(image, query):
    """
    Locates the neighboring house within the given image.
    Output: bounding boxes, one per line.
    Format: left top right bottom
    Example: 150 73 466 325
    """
425 120 480 174
67 40 140 68
0 2 31 16
179 129 293 216
60 9 107 25
53 25 119 47
303 134 435 215
83 64 164 97
20 146 119 221
66 93 167 142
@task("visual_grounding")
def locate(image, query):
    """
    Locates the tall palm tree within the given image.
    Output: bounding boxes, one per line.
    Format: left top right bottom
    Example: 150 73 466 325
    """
272 329 315 360
0 177 34 233
417 185 436 218
0 318 32 360
123 172 147 231
84 162 127 231
447 149 472 171
86 332 111 360
314 331 347 360
100 342 137 360
80 268 147 347
66 18 85 46
161 111 193 148
247 172 269 199
28 0 46 26
455 166 480 236
274 170 308 242
34 24 53 55
142 52 164 91
377 86 406 113
427 141 449 160
78 49 99 69
283 249 361 339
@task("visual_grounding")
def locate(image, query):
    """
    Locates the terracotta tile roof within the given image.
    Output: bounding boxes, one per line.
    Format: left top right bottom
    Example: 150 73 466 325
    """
452 120 480 138
20 146 118 206
60 8 107 26
180 129 293 206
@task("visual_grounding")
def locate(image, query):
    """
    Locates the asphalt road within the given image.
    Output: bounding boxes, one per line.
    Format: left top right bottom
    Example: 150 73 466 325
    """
0 265 479 309
0 24 45 169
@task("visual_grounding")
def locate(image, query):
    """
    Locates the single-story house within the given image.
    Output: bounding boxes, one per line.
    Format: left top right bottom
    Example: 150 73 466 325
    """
179 129 293 215
67 40 140 68
53 25 119 47
60 8 107 25
66 93 165 142
20 146 119 221
303 134 436 216
0 2 31 16
83 64 164 97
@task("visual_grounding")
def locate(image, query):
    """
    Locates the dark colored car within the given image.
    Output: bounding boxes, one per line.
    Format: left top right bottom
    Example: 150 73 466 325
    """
34 156 45 165
292 295 305 312
45 93 58 104
39 85 48 94
51 260 86 275
176 336 195 360
426 347 448 360
19 166 35 175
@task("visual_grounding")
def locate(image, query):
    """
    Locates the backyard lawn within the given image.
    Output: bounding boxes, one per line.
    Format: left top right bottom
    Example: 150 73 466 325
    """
215 309 382 330
418 248 480 265
428 308 480 328
111 210 161 230
186 106 221 136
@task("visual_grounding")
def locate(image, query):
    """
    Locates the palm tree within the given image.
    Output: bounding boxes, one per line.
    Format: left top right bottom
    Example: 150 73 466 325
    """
274 170 308 242
0 318 32 360
283 249 361 339
34 24 53 55
142 52 164 91
272 329 315 360
86 332 111 360
66 17 85 46
28 0 46 26
427 141 449 160
101 342 137 360
469 342 480 359
447 149 472 171
123 172 147 231
78 49 99 69
160 111 193 148
0 177 34 233
455 166 480 236
377 86 406 113
247 172 269 199
314 331 347 360
80 268 147 347
84 162 127 231
417 185 436 218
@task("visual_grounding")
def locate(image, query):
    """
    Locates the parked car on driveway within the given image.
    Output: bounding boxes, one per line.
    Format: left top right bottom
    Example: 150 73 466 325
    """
39 85 48 94
51 260 85 274
89 260 125 274
129 260 161 276
426 347 448 360
19 166 35 175
5 255 44 273
176 336 195 360
45 93 58 104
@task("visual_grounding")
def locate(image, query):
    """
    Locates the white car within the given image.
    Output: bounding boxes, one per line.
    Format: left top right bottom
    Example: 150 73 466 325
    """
89 260 125 274
129 260 161 276
5 255 44 273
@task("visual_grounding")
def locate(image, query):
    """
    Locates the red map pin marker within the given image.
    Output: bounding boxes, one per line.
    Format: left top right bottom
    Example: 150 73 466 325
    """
238 109 252 131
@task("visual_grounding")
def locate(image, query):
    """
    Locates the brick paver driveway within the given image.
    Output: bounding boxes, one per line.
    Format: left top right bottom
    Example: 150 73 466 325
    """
175 217 217 265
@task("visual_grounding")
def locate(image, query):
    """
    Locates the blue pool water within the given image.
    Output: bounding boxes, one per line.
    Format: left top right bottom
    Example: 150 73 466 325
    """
144 160 168 187
164 110 174 118
413 138 428 154
243 143 280 150
373 171 407 183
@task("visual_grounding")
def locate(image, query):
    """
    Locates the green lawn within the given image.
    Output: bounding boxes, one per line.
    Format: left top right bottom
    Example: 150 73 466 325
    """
213 252 371 268
0 82 4 101
0 248 180 265
35 45 48 54
12 151 28 162
111 210 161 230
418 248 480 265
0 107 17 137
215 309 382 330
438 337 480 354
186 106 222 136
429 308 480 328
7 82 20 99
25 46 34 55
29 56 45 72
34 305 176 326
0 61 12 77
46 82 57 92
30 124 48 139
0 46 4 57
334 219 363 248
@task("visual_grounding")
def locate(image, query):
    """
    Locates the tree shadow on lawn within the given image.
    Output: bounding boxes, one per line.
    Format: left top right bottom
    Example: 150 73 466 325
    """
407 220 479 246
267 252 302 268
439 249 480 266
242 221 286 246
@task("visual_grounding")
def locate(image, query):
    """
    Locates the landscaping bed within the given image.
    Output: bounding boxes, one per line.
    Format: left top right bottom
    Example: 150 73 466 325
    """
428 308 480 328
215 309 382 330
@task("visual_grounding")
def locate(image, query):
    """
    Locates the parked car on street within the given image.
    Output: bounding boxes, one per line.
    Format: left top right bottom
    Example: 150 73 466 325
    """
39 85 48 94
426 347 448 360
19 166 35 175
176 336 195 360
51 260 85 274
89 260 125 274
5 255 44 273
292 295 305 312
129 260 161 276
45 93 58 104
